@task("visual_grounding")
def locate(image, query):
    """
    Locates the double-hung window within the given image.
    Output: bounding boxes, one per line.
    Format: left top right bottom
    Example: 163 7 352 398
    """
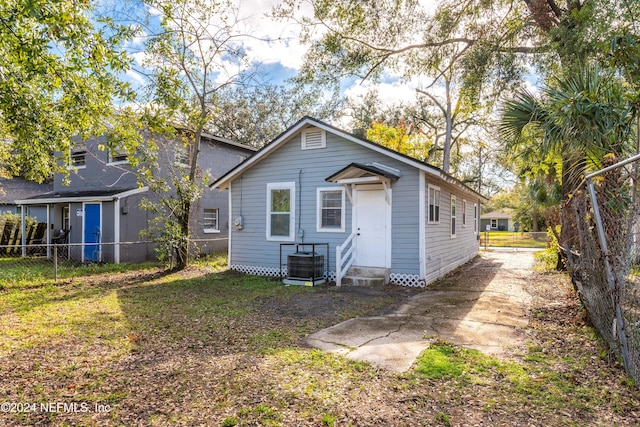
267 182 295 241
317 187 345 232
473 204 478 234
451 195 457 237
462 199 467 227
428 185 440 223
203 208 219 233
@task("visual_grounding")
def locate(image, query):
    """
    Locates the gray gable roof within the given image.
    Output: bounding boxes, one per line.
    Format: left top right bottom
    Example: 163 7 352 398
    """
211 116 487 202
0 178 53 205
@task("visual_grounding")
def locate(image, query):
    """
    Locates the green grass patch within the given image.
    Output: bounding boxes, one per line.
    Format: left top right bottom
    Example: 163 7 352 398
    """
0 257 161 290
415 342 466 379
480 231 548 248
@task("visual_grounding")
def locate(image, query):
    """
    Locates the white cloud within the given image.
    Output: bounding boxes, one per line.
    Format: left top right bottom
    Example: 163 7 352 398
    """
345 81 418 107
125 69 146 86
235 0 315 71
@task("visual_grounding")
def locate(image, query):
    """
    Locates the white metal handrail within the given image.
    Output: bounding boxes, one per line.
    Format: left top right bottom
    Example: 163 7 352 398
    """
336 231 356 287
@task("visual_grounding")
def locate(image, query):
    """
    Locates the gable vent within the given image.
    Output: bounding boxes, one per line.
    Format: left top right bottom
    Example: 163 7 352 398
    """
302 128 326 150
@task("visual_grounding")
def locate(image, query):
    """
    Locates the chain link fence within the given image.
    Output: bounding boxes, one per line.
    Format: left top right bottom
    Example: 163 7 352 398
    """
0 238 227 284
566 154 640 383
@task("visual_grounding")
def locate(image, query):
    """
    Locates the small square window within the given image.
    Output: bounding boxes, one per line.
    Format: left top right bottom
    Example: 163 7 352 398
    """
109 149 128 164
70 146 87 168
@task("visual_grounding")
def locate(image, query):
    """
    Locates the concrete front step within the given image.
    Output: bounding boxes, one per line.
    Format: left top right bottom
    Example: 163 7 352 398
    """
342 266 390 286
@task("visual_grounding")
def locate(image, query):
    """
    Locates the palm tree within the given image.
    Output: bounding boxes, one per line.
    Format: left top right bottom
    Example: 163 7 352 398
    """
500 65 636 271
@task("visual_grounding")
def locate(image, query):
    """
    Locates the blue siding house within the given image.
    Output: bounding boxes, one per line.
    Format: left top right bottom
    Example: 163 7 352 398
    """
212 117 487 287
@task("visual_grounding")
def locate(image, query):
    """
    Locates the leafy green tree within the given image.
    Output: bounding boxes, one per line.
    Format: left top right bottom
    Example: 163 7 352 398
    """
273 0 535 173
209 82 344 148
275 0 640 175
0 0 135 182
500 65 636 267
128 0 255 269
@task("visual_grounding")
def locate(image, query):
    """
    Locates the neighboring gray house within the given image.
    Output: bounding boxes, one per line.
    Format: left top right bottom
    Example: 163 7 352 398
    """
0 177 52 221
480 209 515 232
16 132 256 263
212 117 487 287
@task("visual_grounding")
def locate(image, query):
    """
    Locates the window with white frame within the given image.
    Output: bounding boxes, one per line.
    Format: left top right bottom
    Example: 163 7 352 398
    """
108 148 129 164
317 187 345 232
301 127 326 150
474 203 478 234
203 208 219 233
428 185 440 223
70 144 87 168
267 182 295 241
451 195 457 237
462 199 467 227
491 219 498 229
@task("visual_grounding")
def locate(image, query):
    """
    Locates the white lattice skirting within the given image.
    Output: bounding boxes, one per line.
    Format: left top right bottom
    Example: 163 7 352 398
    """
389 273 425 288
231 265 423 287
231 265 282 276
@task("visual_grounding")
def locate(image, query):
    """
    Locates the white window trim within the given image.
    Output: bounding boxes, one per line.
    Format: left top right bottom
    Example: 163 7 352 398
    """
316 187 346 233
69 148 87 170
266 182 295 242
462 199 467 227
301 127 326 150
491 219 498 229
203 208 220 234
473 203 478 234
451 195 457 238
428 184 441 224
108 149 129 165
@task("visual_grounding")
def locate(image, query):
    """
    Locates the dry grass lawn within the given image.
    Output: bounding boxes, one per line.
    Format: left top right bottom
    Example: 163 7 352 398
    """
0 254 638 426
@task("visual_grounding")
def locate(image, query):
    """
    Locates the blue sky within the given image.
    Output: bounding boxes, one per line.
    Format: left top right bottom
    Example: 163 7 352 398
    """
116 0 421 111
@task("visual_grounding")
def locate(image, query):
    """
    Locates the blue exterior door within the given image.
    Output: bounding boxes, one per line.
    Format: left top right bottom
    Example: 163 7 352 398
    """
84 203 101 262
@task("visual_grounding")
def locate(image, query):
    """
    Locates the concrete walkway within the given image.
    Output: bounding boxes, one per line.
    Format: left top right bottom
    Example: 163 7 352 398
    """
305 250 535 372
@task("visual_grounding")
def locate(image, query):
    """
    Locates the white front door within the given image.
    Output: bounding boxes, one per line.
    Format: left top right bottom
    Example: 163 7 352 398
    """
354 187 389 267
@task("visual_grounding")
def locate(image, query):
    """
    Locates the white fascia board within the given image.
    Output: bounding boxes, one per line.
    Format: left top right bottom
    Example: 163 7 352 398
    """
212 119 316 190
211 117 487 203
15 186 149 205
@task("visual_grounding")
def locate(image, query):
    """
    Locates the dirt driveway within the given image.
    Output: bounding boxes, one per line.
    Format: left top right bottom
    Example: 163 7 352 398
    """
305 249 535 372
